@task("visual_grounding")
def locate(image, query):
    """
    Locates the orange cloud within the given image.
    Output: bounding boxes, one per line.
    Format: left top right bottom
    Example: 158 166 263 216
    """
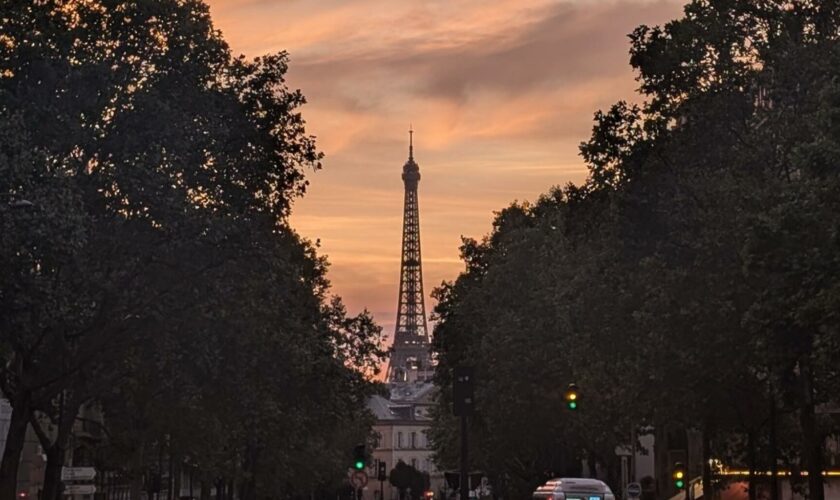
206 0 684 341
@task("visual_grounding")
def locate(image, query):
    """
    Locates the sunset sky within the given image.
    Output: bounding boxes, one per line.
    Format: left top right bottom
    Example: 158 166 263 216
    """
206 0 684 340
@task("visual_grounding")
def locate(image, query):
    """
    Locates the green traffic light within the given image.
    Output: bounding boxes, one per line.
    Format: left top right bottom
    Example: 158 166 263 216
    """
568 401 577 410
675 480 684 489
354 461 365 470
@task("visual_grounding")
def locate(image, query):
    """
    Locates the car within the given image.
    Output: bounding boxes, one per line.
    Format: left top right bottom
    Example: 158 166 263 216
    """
532 478 616 500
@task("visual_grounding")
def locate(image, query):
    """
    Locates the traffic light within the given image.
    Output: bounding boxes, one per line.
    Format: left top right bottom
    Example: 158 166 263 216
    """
353 444 366 470
377 460 387 481
672 462 686 490
564 383 579 410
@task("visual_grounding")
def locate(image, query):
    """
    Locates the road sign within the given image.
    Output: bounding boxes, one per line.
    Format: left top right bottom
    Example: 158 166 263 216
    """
63 484 97 495
614 445 632 457
61 467 96 482
350 470 368 489
626 482 641 498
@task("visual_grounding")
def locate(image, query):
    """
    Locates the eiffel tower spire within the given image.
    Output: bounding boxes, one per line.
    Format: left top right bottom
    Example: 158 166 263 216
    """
386 128 433 384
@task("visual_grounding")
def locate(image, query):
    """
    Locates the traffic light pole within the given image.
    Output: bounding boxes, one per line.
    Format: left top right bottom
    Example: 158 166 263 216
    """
685 429 692 500
454 366 473 500
460 414 468 500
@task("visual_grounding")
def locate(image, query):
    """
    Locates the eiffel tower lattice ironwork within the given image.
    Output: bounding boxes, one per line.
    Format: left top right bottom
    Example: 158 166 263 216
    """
386 128 434 384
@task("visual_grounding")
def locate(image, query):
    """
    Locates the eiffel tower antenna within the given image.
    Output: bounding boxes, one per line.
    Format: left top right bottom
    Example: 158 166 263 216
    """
386 128 433 384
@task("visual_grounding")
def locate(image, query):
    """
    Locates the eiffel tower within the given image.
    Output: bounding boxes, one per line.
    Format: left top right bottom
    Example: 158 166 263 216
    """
386 128 434 384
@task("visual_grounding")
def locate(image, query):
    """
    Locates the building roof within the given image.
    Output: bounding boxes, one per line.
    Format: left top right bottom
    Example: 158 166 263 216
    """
367 382 438 424
389 381 437 404
368 395 398 420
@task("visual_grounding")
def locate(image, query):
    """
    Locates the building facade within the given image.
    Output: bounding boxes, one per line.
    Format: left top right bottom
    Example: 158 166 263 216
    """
367 384 442 500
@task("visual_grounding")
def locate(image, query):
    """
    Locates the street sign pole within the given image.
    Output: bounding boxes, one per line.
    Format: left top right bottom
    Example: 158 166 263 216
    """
378 460 385 500
620 456 629 499
350 470 368 496
626 482 641 500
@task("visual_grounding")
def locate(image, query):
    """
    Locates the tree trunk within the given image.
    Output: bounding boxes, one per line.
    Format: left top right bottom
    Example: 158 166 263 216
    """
240 441 258 500
200 479 211 500
129 441 145 500
40 446 65 500
799 356 824 500
34 398 78 500
0 395 32 500
215 478 224 500
172 453 182 500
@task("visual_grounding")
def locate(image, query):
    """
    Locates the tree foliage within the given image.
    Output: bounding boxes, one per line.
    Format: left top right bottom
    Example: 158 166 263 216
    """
0 1 386 499
429 1 840 499
389 461 430 500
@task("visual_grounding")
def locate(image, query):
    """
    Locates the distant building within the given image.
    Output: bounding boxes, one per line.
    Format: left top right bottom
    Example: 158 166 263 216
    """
368 383 441 500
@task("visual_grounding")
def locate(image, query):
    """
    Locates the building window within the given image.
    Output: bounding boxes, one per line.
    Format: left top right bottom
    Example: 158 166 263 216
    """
410 432 416 449
397 432 403 449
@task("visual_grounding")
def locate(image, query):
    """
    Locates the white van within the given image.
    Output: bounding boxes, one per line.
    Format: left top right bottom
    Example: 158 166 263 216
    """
532 478 616 500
